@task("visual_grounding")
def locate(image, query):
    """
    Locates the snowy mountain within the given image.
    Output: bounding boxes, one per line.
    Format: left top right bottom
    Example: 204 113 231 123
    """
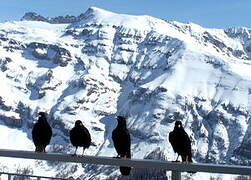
0 6 251 179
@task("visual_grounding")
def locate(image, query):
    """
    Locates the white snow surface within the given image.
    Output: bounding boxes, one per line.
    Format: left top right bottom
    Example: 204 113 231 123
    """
0 6 251 180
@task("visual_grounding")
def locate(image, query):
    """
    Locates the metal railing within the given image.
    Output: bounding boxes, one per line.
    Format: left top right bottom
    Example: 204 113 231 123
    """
0 172 68 180
0 149 250 180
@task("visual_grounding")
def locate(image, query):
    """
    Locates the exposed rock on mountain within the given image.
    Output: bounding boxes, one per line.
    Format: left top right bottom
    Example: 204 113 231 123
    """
21 12 86 24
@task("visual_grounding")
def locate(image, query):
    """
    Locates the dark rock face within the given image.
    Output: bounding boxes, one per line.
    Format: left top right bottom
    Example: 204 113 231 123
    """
21 12 49 22
234 124 251 160
27 42 72 66
0 57 12 72
21 12 86 24
224 27 251 59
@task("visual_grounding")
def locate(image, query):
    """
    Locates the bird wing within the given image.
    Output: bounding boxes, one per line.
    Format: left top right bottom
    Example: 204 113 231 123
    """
32 123 40 145
32 122 52 146
183 131 192 160
112 128 131 157
44 123 52 144
82 126 91 147
69 128 78 146
112 129 120 154
169 131 178 153
180 131 191 150
124 129 131 158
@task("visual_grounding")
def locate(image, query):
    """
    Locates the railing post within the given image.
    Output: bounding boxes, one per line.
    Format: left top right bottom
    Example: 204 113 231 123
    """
8 174 11 180
171 170 181 180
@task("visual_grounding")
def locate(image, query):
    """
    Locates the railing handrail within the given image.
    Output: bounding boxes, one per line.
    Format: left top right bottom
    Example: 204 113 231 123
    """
0 171 68 180
0 149 250 179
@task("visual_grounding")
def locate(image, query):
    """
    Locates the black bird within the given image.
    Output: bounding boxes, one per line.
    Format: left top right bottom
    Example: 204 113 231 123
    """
169 121 193 163
32 112 52 152
70 120 91 156
112 116 131 176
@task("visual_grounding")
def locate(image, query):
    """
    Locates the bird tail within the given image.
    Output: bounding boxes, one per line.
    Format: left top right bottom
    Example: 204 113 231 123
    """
186 156 196 173
120 166 131 176
119 153 131 176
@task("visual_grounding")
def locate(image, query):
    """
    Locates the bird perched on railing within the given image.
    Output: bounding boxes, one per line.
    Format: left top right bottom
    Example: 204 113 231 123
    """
112 116 131 176
70 120 91 156
169 120 193 163
32 112 52 153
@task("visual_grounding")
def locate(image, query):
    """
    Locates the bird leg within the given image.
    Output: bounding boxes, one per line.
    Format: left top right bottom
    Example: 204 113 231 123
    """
81 147 85 157
72 146 78 156
35 147 39 152
121 155 127 159
181 155 189 163
175 154 180 162
185 155 191 163
35 145 44 153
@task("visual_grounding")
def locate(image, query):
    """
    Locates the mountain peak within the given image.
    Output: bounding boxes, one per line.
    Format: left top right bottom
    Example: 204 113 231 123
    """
20 7 171 32
69 6 167 32
21 12 48 22
86 6 115 15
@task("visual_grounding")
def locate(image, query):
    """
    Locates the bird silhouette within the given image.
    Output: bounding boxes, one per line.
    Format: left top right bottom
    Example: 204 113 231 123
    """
169 121 193 163
112 116 131 176
70 120 91 156
32 112 52 152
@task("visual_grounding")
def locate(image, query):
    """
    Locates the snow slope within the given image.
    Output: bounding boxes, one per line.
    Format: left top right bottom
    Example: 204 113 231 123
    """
0 7 251 179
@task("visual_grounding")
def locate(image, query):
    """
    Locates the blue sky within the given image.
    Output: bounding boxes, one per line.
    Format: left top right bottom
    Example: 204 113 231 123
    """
0 0 250 28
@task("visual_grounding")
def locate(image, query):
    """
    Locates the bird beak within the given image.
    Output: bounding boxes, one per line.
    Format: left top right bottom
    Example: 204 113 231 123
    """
178 124 181 128
114 116 118 119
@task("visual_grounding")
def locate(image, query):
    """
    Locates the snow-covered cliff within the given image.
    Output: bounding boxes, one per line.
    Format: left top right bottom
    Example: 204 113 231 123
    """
0 7 250 179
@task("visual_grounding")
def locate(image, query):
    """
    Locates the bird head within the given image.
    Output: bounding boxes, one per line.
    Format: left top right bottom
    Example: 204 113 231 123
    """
38 112 46 118
174 121 183 129
38 112 47 123
75 120 83 127
115 116 126 128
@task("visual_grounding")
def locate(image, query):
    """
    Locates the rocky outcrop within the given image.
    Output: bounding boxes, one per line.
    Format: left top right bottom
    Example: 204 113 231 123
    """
21 12 86 24
27 42 72 66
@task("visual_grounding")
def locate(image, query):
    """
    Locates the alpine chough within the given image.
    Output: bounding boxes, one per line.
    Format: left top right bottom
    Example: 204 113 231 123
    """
112 116 131 176
70 120 91 156
169 121 193 163
32 112 52 152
